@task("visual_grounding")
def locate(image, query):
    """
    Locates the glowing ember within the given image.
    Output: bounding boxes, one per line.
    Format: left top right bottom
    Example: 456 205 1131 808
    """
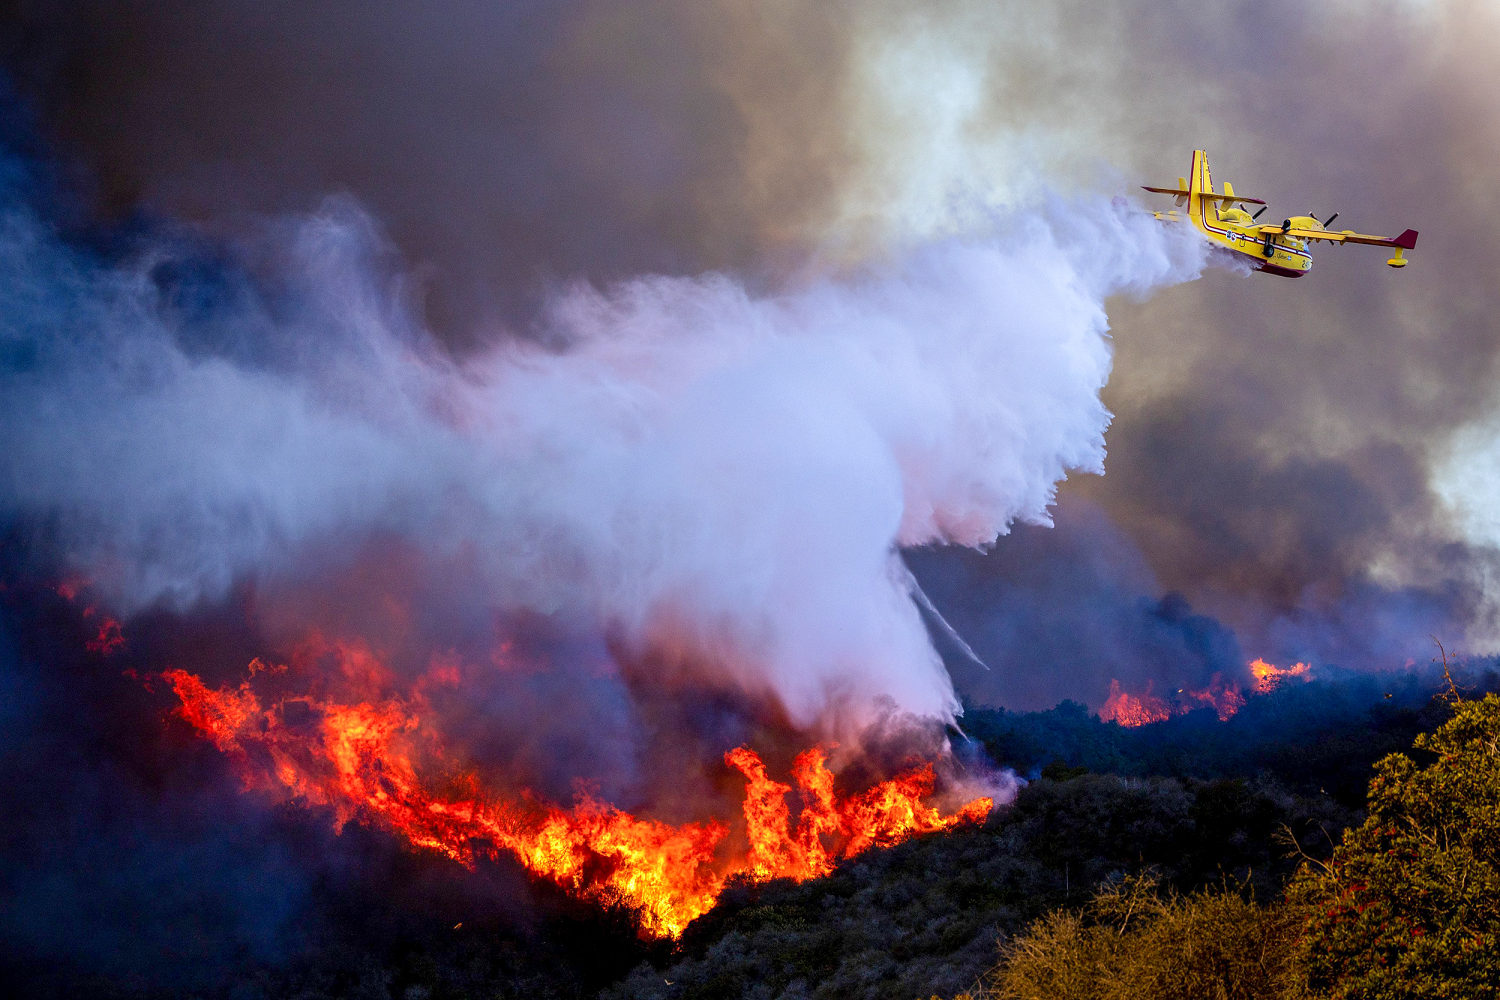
53 577 125 655
85 617 125 656
156 642 992 938
54 576 88 602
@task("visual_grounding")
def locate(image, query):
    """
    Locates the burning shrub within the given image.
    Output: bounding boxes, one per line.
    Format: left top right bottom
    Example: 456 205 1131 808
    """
156 649 994 940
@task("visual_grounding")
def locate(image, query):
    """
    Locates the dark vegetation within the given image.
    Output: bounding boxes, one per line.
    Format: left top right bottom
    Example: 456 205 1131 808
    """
603 771 1344 1000
604 665 1500 1000
962 664 1484 809
980 688 1500 1000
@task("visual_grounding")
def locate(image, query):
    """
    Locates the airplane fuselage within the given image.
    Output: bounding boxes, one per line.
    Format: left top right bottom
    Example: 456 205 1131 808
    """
1197 210 1313 277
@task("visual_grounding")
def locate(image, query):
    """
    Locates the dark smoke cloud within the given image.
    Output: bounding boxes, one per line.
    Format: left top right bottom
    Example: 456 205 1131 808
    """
0 0 867 340
908 503 1247 712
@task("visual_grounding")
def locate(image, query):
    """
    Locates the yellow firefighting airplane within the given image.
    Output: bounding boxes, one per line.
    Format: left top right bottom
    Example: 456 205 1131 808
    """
1143 150 1417 277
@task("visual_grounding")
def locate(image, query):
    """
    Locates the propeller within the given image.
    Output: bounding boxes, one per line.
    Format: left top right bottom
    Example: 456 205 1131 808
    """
1251 206 1267 220
1322 212 1339 228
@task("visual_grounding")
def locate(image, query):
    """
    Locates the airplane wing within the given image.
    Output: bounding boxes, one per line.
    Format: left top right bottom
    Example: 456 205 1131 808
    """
1258 225 1418 249
1142 186 1267 205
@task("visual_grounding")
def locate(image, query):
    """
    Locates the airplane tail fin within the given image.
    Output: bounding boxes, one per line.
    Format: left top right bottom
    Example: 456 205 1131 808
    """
1189 149 1211 223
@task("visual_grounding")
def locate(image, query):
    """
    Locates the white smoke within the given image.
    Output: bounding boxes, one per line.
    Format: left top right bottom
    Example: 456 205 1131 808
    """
0 190 1203 730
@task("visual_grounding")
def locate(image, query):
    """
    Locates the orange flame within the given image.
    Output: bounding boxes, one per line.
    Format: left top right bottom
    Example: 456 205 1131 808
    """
1183 673 1246 722
1249 657 1311 693
1102 659 1314 727
724 745 990 883
1099 678 1173 727
156 641 991 938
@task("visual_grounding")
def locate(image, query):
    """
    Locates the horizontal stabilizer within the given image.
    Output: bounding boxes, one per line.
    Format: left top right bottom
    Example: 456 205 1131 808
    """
1141 186 1266 205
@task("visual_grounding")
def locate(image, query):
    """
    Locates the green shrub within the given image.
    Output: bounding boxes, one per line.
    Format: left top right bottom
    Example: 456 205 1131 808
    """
986 872 1301 1000
1287 693 1500 999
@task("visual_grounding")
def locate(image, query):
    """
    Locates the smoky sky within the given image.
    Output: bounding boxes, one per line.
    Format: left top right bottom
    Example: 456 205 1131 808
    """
4 0 1500 701
6 4 1500 995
